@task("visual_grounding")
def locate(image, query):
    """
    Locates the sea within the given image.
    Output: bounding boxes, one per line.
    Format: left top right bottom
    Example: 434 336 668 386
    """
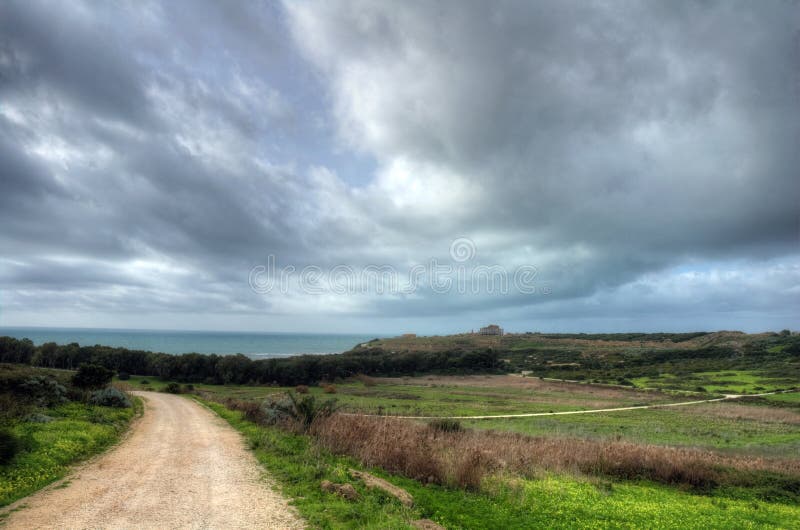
0 327 382 358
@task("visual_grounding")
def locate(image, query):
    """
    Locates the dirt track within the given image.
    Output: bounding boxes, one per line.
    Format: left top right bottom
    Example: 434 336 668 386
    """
1 392 304 529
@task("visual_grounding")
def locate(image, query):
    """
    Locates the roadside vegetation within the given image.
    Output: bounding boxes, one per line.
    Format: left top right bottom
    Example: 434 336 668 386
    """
204 395 800 528
0 364 138 508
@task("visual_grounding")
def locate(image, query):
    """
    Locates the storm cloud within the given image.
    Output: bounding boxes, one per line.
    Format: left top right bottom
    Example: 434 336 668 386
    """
1 0 798 333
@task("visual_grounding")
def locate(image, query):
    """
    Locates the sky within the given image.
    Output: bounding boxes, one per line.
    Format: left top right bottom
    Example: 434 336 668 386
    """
0 0 798 335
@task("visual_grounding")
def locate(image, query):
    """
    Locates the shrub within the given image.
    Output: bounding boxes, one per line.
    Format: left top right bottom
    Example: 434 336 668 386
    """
72 364 113 390
182 384 195 393
17 376 68 407
295 385 310 394
261 391 337 431
89 387 132 408
164 382 182 394
322 384 337 394
223 398 266 424
428 418 463 433
0 427 21 465
0 393 33 421
118 371 131 381
140 379 149 385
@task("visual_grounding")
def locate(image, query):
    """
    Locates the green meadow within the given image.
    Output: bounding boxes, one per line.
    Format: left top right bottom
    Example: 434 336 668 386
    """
206 399 800 529
0 400 139 508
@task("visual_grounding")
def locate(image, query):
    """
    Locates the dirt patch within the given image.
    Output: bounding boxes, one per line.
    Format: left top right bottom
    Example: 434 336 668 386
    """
349 469 414 507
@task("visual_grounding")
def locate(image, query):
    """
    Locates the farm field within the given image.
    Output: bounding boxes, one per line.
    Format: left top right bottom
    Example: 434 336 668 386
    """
464 403 800 453
122 374 685 417
119 373 800 457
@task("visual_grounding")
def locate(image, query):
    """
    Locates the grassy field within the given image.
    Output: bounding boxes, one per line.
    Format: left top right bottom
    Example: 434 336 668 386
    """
205 399 800 529
123 374 683 417
631 370 794 394
762 391 800 405
118 353 800 529
0 400 140 508
122 373 800 455
464 404 800 453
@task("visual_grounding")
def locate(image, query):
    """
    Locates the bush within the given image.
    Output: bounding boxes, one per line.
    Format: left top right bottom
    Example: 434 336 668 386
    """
295 385 310 394
17 376 68 407
118 371 131 381
139 379 149 385
224 398 266 424
0 393 33 420
322 384 337 394
428 418 463 433
260 391 337 431
182 384 195 393
0 427 21 465
89 387 132 408
72 364 113 390
163 382 182 394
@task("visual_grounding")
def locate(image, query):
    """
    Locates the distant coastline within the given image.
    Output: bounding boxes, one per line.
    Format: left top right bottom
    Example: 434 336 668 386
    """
0 327 380 358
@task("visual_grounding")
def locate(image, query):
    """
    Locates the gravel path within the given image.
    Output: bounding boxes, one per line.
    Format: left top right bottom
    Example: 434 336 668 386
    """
1 391 304 529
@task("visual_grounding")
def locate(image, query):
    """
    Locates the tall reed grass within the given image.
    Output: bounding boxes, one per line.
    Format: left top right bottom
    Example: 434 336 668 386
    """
313 414 800 492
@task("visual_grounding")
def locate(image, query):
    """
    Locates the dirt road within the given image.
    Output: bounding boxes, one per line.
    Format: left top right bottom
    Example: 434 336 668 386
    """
1 392 304 529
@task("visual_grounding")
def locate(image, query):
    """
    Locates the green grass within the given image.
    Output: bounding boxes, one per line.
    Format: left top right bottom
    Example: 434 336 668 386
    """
763 392 800 405
126 374 678 417
201 399 419 529
631 370 794 394
463 404 800 453
0 400 139 507
204 398 800 529
129 374 800 456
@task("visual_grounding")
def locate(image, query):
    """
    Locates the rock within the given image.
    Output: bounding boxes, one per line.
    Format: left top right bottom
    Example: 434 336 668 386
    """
411 519 446 530
349 469 413 507
336 483 359 501
320 480 360 501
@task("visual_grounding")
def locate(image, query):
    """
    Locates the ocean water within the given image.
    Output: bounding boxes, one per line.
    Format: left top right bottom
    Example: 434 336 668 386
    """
0 327 381 358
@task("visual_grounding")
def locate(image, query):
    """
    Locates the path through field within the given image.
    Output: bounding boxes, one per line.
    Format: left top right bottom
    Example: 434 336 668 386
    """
1 392 304 530
373 390 793 420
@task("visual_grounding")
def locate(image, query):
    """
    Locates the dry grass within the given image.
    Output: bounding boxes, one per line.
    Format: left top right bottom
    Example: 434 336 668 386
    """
313 414 800 491
377 374 668 402
354 374 377 387
687 402 800 425
222 397 267 424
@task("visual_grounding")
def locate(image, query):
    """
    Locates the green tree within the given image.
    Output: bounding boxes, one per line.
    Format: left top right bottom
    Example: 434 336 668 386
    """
72 363 113 390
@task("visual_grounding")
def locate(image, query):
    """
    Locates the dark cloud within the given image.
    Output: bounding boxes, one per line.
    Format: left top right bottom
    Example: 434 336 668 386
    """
0 0 797 332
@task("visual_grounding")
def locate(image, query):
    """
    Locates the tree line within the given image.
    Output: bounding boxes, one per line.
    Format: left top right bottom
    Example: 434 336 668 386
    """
0 336 503 385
